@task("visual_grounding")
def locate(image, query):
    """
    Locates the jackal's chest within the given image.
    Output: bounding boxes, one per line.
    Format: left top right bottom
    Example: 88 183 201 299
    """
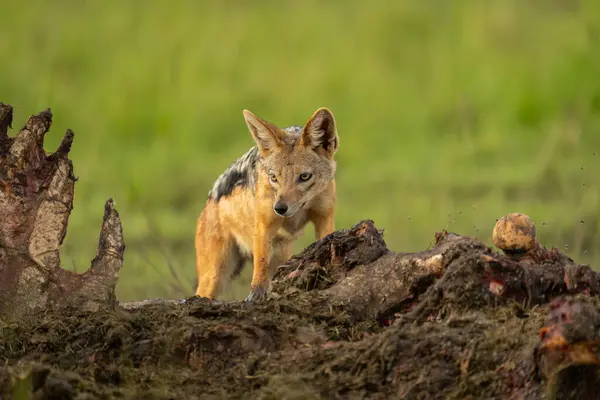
230 210 311 257
275 212 311 242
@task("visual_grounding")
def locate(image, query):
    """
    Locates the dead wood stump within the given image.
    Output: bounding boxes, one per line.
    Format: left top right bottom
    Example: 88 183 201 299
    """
269 215 599 325
0 103 125 319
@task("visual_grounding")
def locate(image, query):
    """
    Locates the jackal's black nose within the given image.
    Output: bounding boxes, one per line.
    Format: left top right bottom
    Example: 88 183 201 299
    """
273 202 288 216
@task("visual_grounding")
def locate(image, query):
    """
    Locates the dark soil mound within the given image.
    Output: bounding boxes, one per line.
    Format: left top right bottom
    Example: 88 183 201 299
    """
2 220 600 399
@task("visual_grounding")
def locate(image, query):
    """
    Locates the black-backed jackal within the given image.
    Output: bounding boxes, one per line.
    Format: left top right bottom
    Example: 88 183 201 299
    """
195 108 339 302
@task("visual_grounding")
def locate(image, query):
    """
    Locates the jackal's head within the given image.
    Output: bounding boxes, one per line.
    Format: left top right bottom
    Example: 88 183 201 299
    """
243 107 339 218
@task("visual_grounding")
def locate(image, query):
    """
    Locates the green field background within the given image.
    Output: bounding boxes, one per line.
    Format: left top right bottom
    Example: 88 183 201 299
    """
1 0 599 301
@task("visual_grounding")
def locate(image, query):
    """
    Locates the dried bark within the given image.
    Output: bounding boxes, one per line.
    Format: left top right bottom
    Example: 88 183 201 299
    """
119 216 599 332
0 103 125 319
268 220 600 325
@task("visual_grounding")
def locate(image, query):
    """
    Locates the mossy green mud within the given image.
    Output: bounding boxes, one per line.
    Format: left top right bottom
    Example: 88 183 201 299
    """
2 105 600 399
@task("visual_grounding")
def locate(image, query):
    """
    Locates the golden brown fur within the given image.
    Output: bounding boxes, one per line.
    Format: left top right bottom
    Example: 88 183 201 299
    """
194 107 339 302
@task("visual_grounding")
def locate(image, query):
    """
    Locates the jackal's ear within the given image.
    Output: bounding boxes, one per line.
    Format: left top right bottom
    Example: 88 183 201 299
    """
243 109 282 156
301 107 338 157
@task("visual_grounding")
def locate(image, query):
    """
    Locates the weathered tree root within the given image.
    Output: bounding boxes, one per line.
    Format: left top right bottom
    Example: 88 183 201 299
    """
0 103 125 319
266 215 599 326
120 213 598 335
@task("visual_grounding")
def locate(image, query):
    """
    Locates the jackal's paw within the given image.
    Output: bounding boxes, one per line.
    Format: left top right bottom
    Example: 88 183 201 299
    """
245 285 268 303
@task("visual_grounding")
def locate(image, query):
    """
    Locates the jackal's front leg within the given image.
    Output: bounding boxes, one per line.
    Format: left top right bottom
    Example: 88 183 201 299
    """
246 220 278 303
313 208 336 241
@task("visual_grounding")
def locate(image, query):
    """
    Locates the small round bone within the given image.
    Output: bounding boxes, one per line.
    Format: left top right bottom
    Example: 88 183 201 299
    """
492 213 539 255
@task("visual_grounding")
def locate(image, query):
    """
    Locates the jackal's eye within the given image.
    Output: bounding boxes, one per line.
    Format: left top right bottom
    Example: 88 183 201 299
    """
269 174 278 183
299 172 313 182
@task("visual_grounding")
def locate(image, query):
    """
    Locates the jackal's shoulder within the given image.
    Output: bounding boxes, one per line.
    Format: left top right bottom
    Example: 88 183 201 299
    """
208 146 259 202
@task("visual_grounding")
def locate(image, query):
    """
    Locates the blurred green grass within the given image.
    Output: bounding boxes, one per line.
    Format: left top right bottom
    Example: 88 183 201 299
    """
1 0 599 301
